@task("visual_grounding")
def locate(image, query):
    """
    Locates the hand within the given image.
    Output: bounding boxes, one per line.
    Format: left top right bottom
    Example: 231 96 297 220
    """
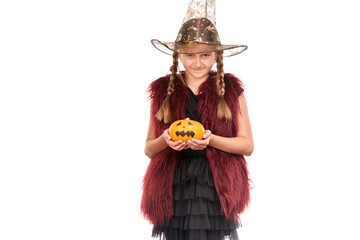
162 129 189 151
187 130 211 150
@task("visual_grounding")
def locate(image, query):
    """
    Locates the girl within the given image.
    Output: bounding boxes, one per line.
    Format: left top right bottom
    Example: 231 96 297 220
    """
141 2 253 240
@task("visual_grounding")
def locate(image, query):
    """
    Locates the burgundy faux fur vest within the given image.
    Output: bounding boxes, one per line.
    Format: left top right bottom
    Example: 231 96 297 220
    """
141 71 250 226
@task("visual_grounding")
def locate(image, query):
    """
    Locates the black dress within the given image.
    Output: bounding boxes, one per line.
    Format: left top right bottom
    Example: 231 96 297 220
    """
152 88 240 240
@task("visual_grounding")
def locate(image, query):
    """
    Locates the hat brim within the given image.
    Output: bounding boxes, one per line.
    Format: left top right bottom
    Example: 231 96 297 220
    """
151 39 247 57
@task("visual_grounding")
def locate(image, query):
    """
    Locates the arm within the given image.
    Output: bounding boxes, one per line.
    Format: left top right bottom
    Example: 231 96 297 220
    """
144 115 189 159
209 93 253 156
187 93 254 156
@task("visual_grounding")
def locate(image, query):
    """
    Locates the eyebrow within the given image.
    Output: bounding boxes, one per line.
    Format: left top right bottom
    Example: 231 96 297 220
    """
183 52 210 55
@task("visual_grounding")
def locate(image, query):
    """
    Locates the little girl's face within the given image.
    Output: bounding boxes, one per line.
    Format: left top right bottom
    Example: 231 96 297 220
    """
179 44 217 81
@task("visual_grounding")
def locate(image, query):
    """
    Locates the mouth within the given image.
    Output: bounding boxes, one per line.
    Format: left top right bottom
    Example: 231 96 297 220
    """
175 130 195 138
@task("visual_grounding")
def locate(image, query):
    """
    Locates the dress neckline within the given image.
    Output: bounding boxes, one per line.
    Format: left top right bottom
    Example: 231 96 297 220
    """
186 86 199 97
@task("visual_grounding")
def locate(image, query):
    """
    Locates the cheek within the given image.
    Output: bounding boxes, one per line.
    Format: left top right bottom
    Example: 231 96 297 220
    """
181 60 192 69
206 59 215 68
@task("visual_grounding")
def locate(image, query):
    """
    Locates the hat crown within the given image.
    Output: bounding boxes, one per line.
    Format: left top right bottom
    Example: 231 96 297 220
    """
175 18 220 45
175 0 220 46
183 0 216 26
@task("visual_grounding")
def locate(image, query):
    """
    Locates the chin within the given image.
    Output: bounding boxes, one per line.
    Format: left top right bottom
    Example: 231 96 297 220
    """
188 70 209 80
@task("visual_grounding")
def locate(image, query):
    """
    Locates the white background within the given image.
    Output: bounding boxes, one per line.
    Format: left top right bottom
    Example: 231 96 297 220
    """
1 0 359 239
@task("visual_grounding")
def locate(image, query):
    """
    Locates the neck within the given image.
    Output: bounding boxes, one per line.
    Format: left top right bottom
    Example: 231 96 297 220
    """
184 72 210 95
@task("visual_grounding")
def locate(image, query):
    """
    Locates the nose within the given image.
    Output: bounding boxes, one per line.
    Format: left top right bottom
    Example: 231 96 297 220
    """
194 55 202 67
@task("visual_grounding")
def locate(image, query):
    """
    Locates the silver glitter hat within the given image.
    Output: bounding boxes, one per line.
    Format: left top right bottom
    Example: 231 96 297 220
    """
151 0 247 57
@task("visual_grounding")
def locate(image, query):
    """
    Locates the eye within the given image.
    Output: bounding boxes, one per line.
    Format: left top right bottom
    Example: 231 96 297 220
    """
185 54 194 58
202 54 210 58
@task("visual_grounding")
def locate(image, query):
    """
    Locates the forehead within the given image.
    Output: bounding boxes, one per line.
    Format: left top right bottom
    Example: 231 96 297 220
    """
181 43 216 54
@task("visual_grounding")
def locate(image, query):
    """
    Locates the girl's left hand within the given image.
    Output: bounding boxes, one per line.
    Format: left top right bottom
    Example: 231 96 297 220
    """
187 130 212 150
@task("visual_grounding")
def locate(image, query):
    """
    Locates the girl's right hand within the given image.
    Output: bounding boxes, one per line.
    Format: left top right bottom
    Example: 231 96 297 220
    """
162 129 189 151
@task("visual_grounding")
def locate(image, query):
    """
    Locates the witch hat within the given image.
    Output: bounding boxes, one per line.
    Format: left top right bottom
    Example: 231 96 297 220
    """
151 0 247 57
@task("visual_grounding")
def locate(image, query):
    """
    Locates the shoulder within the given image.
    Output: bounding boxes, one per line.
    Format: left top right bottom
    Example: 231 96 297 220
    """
224 73 245 96
147 74 170 100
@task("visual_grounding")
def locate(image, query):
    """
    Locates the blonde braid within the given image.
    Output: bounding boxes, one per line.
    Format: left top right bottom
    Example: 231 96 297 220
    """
216 52 232 120
155 52 179 124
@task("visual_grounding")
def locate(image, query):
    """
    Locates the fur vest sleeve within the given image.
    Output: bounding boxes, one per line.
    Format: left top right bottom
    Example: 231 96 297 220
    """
141 71 250 227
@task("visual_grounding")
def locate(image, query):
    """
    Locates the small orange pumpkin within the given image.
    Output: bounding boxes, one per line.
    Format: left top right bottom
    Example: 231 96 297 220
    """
169 118 205 142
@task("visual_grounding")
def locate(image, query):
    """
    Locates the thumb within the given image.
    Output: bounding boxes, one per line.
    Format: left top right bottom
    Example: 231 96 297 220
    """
203 130 211 139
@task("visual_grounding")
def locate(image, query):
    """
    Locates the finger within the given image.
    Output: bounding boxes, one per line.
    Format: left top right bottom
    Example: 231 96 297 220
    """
189 139 204 147
171 140 186 149
202 130 211 139
189 139 208 150
170 140 183 148
179 142 189 150
163 130 172 142
164 130 171 139
174 140 184 145
195 137 210 145
174 142 187 151
187 141 202 150
187 139 195 147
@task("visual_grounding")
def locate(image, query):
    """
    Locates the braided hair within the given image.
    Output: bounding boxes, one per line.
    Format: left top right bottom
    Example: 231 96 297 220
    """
215 52 232 120
155 52 182 124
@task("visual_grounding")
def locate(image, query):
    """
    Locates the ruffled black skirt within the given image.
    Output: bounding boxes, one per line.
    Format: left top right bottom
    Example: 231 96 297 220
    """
152 150 240 240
